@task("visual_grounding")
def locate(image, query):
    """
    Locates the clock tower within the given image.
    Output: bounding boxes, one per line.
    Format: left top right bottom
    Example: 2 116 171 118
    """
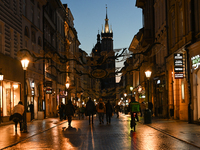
91 7 116 102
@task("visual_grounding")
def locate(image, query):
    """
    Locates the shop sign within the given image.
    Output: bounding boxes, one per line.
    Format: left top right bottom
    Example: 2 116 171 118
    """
91 69 107 79
46 88 52 94
174 53 184 79
175 73 184 79
191 55 200 70
174 67 183 72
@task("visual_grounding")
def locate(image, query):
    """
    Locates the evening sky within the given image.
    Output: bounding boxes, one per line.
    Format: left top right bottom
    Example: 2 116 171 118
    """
60 0 142 55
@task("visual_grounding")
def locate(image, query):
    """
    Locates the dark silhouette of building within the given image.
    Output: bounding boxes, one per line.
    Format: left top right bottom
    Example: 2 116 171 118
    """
91 7 116 102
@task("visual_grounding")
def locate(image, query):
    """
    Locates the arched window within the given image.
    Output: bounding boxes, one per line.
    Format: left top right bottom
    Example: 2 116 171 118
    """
24 26 29 37
38 37 42 46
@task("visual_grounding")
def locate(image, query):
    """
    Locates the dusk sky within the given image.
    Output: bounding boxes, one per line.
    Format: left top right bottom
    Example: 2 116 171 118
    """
60 0 143 55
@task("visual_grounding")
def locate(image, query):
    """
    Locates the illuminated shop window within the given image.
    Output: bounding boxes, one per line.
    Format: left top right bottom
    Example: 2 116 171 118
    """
2 81 20 116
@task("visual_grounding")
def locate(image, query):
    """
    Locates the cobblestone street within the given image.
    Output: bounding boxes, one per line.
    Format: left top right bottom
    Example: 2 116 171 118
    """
1 113 200 150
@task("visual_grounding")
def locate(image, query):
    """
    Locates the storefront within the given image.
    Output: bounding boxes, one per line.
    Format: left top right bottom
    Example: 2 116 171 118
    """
1 80 21 121
166 51 188 121
189 41 200 122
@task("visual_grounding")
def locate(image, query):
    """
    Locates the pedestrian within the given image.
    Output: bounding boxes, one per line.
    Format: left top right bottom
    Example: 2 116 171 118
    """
115 104 120 118
9 101 24 132
65 99 75 127
59 102 65 121
105 100 113 124
96 98 106 124
140 101 146 117
128 97 140 122
148 102 153 116
85 97 96 125
29 102 34 121
80 105 86 119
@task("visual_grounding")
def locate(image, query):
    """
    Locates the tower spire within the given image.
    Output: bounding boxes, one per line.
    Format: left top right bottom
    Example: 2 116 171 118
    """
104 5 109 33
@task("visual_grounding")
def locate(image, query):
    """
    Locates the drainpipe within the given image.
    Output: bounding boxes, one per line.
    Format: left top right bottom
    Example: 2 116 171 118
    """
43 4 46 118
185 0 195 124
165 0 169 118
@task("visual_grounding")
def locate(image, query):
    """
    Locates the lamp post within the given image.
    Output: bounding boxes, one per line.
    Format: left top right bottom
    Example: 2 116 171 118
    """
130 86 133 97
21 58 29 132
0 72 3 123
145 70 152 109
124 92 127 105
65 81 70 103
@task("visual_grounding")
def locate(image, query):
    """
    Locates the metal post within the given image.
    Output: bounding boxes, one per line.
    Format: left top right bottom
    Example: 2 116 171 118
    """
0 80 2 123
147 79 149 110
23 70 28 132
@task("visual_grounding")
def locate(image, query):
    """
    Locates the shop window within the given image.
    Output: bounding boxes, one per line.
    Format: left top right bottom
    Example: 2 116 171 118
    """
2 81 20 116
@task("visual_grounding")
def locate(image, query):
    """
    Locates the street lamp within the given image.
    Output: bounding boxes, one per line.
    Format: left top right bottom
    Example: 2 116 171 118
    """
124 93 127 105
0 71 3 123
130 86 133 97
21 58 29 132
145 70 152 109
65 81 70 103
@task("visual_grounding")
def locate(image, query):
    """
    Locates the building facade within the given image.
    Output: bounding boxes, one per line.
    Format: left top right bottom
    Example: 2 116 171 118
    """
0 0 24 122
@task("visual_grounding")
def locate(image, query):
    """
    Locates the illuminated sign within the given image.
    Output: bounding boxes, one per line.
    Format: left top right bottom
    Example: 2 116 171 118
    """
46 88 52 94
175 73 184 79
191 55 200 70
174 53 184 79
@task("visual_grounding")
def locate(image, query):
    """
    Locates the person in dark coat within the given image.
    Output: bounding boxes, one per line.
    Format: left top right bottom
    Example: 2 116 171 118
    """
59 102 65 121
65 100 75 127
105 100 113 124
29 102 34 121
85 97 96 125
148 102 153 116
115 104 120 118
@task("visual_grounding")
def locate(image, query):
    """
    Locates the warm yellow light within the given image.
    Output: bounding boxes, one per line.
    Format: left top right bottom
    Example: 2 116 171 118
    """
21 59 29 70
0 74 3 81
65 81 70 89
124 93 127 97
130 86 133 91
145 70 152 79
13 84 18 89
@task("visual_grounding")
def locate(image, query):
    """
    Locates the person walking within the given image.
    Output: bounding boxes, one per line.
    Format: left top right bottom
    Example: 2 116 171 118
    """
85 97 96 125
148 102 153 116
65 100 75 127
80 105 86 119
115 104 120 118
29 102 34 121
10 101 24 132
105 100 113 124
96 98 106 124
140 101 146 117
59 102 65 121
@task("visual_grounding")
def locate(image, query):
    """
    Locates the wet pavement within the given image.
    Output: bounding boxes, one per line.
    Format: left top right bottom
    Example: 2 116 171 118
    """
0 113 200 150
